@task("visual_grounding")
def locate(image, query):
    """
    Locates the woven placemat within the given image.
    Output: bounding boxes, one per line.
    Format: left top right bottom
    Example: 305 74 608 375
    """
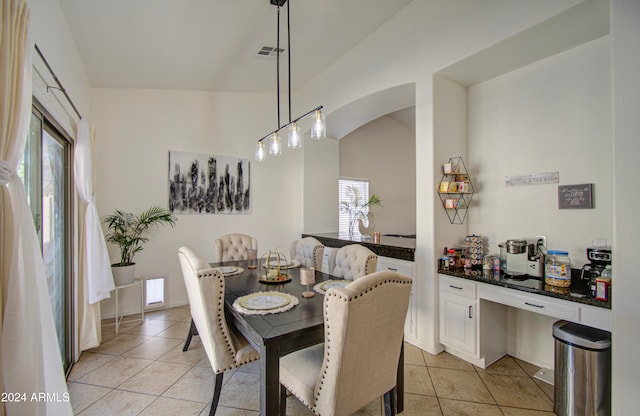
233 291 299 315
313 280 350 295
212 266 244 276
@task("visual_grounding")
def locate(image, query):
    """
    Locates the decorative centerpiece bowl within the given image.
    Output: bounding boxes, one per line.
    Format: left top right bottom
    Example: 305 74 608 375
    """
260 249 291 283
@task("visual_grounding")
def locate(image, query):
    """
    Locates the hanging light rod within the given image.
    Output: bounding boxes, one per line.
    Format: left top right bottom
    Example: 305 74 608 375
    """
255 0 326 162
257 105 324 143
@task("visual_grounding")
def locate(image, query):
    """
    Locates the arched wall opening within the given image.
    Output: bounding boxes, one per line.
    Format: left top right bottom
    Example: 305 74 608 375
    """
302 83 416 233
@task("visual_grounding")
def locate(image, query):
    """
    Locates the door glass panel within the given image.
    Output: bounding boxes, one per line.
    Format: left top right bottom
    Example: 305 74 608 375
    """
18 108 71 373
42 128 67 362
18 113 43 232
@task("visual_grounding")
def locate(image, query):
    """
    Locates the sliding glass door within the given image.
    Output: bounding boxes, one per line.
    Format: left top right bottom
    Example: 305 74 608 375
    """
18 105 73 373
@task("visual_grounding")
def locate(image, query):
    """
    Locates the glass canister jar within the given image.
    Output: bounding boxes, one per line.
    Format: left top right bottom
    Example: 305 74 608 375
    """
447 249 457 269
545 250 572 287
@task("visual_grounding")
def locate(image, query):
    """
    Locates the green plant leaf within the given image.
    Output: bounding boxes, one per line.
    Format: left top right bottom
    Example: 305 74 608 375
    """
103 205 177 265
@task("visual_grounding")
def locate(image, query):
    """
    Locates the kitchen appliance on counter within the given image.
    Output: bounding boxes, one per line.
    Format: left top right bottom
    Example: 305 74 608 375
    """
577 245 612 300
587 247 612 275
500 239 544 277
581 246 612 281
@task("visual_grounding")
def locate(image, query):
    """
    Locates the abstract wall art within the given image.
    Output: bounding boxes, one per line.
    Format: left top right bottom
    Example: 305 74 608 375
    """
168 151 251 214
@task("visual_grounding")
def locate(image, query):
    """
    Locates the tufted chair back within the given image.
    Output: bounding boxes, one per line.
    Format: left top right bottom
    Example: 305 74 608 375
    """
215 233 258 262
178 246 258 375
330 244 378 280
279 270 412 416
290 237 324 270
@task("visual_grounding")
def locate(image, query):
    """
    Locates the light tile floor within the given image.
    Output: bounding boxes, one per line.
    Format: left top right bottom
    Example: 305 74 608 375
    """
68 306 557 415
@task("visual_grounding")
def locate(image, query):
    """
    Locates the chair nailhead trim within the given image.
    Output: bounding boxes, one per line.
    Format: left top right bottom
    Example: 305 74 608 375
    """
313 276 411 408
187 255 259 377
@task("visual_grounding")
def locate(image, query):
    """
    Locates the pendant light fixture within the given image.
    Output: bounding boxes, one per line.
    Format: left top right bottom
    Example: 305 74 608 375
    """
269 132 282 156
255 0 326 162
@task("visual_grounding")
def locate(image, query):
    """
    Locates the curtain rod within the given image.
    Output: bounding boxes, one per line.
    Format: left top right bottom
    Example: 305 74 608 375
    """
34 44 82 120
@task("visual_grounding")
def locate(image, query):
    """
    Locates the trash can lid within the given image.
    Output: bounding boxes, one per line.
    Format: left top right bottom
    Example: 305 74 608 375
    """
552 320 611 350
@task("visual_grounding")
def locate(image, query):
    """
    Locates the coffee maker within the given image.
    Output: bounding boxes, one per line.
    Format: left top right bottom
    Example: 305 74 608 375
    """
501 239 544 277
585 247 612 277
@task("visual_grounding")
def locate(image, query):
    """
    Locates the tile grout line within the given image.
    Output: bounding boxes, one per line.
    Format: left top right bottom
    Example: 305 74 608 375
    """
122 312 203 416
473 358 555 413
71 309 556 416
74 311 196 414
472 362 501 409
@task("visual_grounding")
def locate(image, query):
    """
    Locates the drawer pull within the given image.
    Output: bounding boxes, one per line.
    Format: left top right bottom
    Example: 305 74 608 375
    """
449 285 464 290
387 267 398 271
525 302 544 309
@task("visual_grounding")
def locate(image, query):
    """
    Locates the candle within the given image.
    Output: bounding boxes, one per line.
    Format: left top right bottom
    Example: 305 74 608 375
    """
300 267 315 298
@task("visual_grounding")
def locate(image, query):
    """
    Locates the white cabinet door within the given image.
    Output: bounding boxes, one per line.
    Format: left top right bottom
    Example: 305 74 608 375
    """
377 257 416 338
439 292 477 356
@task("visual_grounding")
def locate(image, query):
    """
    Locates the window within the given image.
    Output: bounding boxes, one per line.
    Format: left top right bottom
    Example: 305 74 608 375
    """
144 275 168 310
338 178 369 237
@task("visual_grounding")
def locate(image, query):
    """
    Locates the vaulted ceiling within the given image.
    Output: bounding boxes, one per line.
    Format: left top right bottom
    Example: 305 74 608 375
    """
58 0 413 92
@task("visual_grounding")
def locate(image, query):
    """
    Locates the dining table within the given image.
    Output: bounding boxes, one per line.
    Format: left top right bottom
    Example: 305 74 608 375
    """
211 258 405 416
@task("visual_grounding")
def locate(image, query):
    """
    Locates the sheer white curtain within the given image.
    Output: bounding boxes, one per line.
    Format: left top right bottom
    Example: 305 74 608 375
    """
75 119 114 350
0 1 72 414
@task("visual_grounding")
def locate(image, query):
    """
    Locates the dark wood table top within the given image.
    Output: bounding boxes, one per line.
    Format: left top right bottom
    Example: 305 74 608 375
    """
212 259 333 351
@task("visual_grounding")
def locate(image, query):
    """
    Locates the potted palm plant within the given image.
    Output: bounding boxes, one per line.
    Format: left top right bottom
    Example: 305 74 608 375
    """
339 185 382 236
103 205 177 285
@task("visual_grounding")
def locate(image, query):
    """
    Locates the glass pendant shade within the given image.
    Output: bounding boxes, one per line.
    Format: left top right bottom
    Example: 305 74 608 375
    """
310 109 326 139
269 132 282 156
288 122 302 149
255 141 266 162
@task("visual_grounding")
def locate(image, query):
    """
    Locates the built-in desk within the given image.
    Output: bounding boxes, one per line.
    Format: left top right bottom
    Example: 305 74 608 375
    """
438 269 611 369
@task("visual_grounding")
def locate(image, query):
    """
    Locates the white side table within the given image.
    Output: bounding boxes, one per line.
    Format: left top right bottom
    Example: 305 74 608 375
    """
104 278 144 334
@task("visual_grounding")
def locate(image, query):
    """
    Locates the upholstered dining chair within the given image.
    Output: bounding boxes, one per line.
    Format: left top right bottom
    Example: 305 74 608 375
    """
215 233 258 262
279 270 412 416
329 244 378 280
184 233 258 351
178 246 259 415
290 236 324 270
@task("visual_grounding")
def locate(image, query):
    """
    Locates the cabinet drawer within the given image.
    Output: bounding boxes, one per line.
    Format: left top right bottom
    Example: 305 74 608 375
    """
440 274 476 300
377 257 415 277
491 287 580 321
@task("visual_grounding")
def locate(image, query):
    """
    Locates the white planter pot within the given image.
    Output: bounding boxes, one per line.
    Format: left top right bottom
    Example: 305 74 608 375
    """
111 263 136 286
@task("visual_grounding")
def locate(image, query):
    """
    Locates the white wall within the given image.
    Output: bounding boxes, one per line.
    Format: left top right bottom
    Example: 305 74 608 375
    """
465 37 612 368
611 0 640 413
433 75 469 252
92 88 305 315
303 138 339 233
29 0 92 129
339 116 416 235
467 37 612 257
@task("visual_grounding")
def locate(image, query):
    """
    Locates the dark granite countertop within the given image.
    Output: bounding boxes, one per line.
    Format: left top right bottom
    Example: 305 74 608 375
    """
302 232 416 261
439 267 611 310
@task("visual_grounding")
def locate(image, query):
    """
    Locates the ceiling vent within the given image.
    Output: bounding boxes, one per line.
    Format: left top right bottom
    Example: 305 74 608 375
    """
257 45 286 57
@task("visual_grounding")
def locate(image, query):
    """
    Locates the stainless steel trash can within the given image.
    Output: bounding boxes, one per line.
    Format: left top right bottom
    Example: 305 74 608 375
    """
553 320 611 416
